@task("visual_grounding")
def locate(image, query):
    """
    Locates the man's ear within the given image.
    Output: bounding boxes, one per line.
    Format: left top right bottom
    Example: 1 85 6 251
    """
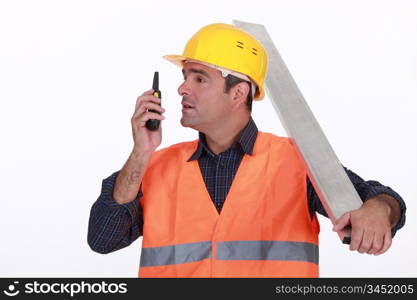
231 82 249 109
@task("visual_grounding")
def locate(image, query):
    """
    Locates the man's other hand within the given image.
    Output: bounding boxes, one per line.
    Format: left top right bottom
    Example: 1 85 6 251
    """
333 196 397 255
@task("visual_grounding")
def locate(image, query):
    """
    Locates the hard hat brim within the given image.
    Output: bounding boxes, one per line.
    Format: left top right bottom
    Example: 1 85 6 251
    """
163 55 188 68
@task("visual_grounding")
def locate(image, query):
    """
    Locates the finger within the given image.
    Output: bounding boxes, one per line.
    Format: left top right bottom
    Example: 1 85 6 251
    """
136 111 165 126
135 89 154 107
140 89 154 96
349 226 364 251
333 212 351 232
143 102 165 113
358 231 374 254
133 103 165 120
136 101 165 115
374 230 392 256
135 97 161 114
367 232 383 255
135 92 161 110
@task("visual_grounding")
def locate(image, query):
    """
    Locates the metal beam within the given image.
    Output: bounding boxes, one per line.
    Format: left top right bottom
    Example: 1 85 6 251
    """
233 20 363 244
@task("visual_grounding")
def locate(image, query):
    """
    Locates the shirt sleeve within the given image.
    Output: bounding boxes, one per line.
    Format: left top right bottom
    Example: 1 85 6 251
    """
307 166 406 237
87 171 143 254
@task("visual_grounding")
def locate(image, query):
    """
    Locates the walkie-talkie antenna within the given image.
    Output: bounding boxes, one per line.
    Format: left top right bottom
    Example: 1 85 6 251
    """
146 71 162 131
152 71 159 91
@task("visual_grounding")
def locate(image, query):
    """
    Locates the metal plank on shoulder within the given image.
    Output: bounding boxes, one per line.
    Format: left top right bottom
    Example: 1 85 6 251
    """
233 20 363 244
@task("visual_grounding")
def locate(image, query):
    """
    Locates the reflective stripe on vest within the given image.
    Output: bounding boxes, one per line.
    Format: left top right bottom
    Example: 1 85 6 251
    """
216 240 318 264
140 241 212 267
140 240 318 267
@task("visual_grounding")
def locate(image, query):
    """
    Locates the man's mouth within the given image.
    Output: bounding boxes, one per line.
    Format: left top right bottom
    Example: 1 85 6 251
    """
181 102 195 110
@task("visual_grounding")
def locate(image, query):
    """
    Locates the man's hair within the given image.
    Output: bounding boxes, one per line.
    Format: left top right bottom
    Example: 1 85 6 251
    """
224 74 253 113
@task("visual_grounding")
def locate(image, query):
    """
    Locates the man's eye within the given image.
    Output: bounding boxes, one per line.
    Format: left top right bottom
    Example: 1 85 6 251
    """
196 77 204 83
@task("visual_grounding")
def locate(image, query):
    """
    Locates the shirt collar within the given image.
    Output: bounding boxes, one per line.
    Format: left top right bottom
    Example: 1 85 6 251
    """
187 117 258 161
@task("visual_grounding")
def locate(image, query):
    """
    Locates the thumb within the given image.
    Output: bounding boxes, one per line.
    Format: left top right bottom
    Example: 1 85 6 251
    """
333 212 351 232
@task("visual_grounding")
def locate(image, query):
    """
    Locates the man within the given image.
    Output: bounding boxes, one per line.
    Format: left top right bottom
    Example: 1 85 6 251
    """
88 23 406 277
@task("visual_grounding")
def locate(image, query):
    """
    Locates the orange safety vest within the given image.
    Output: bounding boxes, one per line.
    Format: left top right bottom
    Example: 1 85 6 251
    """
138 132 320 277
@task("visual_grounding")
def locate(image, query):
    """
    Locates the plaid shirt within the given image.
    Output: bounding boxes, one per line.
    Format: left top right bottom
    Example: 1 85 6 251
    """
88 117 406 254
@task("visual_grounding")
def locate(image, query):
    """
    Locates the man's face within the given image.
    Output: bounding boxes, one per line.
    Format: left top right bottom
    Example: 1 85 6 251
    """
178 62 231 132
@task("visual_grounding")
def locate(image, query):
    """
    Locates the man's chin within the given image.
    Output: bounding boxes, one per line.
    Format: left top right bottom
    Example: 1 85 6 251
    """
180 118 192 128
180 118 198 130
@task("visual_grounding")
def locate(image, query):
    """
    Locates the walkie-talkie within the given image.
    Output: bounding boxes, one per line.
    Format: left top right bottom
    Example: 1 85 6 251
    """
145 71 161 131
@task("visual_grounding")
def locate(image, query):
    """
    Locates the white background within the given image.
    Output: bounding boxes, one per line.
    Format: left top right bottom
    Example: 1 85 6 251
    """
0 0 416 277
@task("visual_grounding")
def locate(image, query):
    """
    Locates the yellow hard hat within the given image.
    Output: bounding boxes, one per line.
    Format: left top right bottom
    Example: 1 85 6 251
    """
163 23 268 100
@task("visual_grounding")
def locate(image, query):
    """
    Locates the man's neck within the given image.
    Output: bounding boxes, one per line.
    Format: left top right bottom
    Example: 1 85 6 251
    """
203 116 250 155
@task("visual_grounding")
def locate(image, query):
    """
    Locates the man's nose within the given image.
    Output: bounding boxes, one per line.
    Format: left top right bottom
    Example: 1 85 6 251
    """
178 80 191 96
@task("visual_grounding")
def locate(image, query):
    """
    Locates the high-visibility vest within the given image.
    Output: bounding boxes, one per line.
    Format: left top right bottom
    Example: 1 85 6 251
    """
138 132 320 277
